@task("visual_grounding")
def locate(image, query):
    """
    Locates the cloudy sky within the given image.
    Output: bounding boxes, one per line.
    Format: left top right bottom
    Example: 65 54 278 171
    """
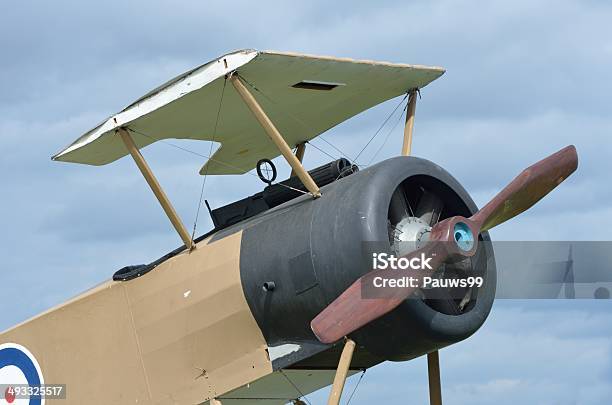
1 0 611 403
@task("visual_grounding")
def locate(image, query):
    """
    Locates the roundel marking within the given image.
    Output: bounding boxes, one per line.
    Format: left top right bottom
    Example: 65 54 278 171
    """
0 343 44 405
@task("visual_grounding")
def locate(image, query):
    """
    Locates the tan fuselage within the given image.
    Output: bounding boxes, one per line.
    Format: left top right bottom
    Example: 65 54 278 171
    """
1 231 273 404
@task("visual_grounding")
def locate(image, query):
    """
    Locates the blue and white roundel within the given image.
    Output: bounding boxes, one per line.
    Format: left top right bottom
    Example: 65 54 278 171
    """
0 343 45 405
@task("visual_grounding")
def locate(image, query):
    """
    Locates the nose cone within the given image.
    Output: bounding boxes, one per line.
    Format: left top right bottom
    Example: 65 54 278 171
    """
454 221 475 252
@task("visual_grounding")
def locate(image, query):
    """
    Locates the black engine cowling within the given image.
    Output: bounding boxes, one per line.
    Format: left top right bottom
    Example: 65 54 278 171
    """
216 156 496 363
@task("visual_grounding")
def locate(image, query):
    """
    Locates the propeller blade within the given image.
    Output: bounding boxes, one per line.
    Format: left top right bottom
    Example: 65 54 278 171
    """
471 145 578 232
310 145 578 344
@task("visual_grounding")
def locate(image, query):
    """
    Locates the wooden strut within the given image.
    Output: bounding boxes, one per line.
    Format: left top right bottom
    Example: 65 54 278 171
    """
291 142 306 177
230 74 321 197
401 90 418 156
427 351 442 405
327 338 356 405
118 128 194 250
400 90 443 405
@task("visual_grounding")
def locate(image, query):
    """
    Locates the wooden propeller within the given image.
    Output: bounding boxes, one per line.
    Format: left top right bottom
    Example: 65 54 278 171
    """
311 145 578 344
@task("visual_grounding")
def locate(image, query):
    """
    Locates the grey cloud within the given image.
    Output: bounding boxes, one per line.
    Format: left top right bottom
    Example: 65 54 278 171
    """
3 0 612 122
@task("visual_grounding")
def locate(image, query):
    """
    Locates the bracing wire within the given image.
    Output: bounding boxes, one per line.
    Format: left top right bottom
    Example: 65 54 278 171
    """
318 134 354 162
192 77 227 240
306 139 340 161
279 369 312 405
366 99 409 166
353 93 408 164
345 369 367 405
276 182 310 195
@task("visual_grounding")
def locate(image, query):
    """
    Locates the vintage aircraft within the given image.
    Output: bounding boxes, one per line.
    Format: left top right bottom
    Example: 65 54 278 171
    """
0 49 578 404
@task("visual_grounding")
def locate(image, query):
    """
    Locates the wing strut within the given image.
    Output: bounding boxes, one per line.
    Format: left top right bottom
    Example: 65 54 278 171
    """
326 338 356 405
230 74 321 197
401 89 418 156
400 89 443 405
118 128 194 250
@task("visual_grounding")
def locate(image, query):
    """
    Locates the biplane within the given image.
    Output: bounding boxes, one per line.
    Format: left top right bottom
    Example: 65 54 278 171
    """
0 49 578 404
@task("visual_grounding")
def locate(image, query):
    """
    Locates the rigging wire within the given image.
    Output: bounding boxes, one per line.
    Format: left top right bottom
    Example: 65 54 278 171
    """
276 182 310 195
318 134 354 163
279 369 312 405
306 139 340 161
345 369 367 405
366 99 409 166
192 77 227 240
353 93 408 165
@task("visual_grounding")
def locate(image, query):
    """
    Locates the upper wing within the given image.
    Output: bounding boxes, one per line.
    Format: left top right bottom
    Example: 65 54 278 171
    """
52 49 445 175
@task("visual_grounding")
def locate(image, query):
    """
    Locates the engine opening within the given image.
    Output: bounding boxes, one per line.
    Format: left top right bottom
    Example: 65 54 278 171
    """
387 175 488 316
